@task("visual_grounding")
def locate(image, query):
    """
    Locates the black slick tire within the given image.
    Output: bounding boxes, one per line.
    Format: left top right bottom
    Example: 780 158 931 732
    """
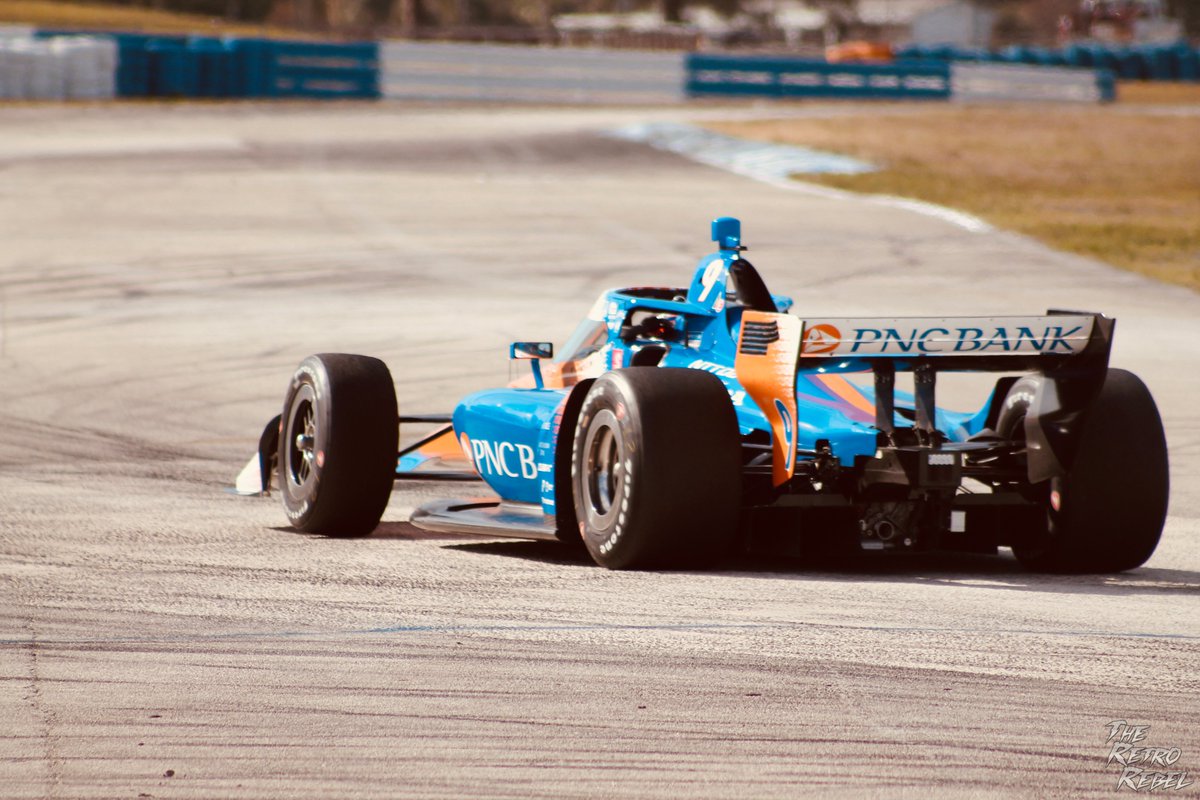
570 367 741 570
278 353 398 537
998 369 1169 573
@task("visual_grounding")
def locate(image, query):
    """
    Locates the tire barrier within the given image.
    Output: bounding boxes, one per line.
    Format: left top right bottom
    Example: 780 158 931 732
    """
896 42 1200 83
0 31 1147 104
29 31 379 99
0 36 116 100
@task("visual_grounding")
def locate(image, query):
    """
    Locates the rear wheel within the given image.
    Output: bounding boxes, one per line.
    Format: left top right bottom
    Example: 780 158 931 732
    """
279 354 398 537
998 369 1168 573
571 368 741 569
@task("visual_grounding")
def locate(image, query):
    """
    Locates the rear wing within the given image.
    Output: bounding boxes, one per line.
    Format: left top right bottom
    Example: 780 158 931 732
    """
735 310 1114 486
795 314 1110 371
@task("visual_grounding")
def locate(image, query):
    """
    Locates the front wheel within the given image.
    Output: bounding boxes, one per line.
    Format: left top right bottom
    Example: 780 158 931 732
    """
278 354 398 537
998 369 1169 573
571 368 741 570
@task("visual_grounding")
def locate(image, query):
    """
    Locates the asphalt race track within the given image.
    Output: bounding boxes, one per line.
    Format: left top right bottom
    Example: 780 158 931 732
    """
2 103 1198 799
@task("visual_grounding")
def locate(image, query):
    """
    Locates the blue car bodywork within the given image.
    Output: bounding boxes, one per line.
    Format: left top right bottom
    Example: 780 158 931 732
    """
244 216 1126 561
448 285 986 520
436 218 995 517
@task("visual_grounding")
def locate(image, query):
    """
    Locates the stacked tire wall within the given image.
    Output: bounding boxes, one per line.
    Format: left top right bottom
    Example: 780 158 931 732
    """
0 28 379 100
0 35 117 100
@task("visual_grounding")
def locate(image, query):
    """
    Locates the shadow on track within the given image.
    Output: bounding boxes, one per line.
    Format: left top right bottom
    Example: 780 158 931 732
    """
271 520 1200 597
439 537 1200 597
270 521 468 541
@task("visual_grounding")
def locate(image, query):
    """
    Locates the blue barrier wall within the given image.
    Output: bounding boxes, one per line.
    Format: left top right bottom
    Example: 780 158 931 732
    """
896 42 1200 82
687 54 951 100
269 41 379 98
35 30 379 99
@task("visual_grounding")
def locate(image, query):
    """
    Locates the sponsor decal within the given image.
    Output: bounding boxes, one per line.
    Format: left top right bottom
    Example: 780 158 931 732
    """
586 294 609 322
579 348 607 378
1105 721 1193 793
1005 388 1036 412
459 433 473 466
687 359 746 405
697 258 725 303
469 438 539 480
773 399 794 471
798 317 1094 357
801 323 841 355
687 359 738 380
551 402 564 438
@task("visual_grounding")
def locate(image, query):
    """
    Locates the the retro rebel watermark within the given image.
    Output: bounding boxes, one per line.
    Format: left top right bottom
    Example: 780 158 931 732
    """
1105 720 1193 792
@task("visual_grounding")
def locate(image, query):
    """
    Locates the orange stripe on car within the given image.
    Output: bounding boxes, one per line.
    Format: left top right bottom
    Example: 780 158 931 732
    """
414 426 463 459
815 374 876 417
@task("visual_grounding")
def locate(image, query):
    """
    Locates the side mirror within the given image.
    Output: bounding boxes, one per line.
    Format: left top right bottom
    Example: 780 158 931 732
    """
509 342 553 360
509 342 553 389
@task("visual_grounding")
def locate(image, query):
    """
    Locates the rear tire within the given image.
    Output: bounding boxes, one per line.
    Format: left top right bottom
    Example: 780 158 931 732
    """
999 369 1168 573
571 368 741 569
278 354 398 537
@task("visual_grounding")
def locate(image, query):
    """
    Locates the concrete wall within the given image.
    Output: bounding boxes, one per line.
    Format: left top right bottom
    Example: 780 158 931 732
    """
381 41 686 104
950 62 1113 103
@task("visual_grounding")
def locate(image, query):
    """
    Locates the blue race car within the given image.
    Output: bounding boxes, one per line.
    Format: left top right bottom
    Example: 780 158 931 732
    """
238 217 1169 573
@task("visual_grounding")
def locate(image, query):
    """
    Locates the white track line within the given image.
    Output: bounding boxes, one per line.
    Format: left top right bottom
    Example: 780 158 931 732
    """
610 122 992 234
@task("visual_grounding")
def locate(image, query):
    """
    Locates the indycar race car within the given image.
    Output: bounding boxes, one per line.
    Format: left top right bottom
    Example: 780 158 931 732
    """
237 217 1169 572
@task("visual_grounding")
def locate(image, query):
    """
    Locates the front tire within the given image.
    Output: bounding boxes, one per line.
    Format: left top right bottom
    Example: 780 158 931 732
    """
998 369 1168 573
278 354 398 537
571 368 741 569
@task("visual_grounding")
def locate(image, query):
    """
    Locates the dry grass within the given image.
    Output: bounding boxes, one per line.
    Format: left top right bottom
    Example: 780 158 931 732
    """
708 100 1200 292
1117 80 1200 105
0 0 298 37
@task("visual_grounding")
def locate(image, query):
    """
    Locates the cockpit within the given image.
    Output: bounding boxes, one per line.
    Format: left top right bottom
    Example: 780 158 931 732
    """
555 257 794 369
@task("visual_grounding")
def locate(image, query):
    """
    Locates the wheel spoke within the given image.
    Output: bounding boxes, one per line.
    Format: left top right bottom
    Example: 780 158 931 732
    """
286 394 318 489
584 413 623 523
